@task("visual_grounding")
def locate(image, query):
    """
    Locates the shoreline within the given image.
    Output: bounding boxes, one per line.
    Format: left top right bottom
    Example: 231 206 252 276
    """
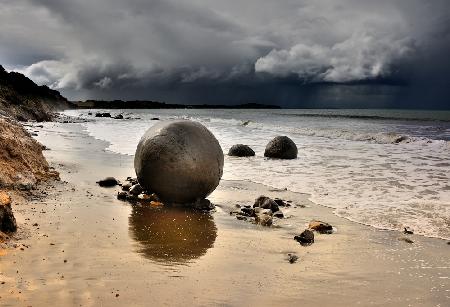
0 120 448 305
72 111 450 241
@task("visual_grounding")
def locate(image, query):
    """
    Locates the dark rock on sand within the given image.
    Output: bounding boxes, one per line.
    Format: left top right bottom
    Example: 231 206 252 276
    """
253 196 279 212
241 207 256 217
134 120 224 204
264 136 298 159
117 191 128 201
273 210 284 218
95 112 111 118
121 182 132 191
287 253 298 264
403 227 414 235
309 220 333 234
126 177 138 185
274 198 290 207
96 177 119 187
0 192 17 232
114 114 124 119
294 230 314 246
228 144 255 157
129 184 143 196
151 117 160 120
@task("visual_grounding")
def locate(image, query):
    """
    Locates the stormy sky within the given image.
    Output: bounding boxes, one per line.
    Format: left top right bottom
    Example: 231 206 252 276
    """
1 0 449 108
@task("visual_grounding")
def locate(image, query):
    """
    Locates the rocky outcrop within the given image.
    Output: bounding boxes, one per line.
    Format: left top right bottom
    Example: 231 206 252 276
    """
264 136 298 159
228 144 255 157
0 191 17 232
0 117 59 188
134 120 224 204
0 65 72 121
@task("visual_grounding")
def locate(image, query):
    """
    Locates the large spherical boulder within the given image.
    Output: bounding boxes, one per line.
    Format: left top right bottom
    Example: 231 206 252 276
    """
228 144 255 157
264 136 297 159
134 120 224 204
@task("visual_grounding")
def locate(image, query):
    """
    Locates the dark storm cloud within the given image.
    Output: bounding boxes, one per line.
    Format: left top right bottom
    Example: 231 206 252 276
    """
0 0 449 108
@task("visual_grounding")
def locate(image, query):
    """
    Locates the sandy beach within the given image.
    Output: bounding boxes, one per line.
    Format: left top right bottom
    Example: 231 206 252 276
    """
0 120 448 306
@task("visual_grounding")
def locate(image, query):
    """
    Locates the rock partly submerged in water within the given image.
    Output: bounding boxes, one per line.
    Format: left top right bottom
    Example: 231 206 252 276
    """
228 144 255 157
264 136 298 159
0 191 17 233
294 229 314 246
134 120 224 204
96 177 119 187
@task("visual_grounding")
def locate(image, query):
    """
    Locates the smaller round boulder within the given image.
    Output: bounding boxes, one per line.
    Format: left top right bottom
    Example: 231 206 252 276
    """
228 144 255 157
264 136 297 159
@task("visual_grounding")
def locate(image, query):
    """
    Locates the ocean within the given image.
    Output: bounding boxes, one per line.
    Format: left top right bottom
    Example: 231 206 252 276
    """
64 108 450 240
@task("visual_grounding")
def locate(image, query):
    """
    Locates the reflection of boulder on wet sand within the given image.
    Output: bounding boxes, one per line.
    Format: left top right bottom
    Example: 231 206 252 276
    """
128 205 217 263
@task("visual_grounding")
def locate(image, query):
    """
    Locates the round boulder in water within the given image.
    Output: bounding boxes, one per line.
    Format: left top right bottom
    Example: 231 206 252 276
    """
134 120 224 204
264 136 297 159
228 144 255 157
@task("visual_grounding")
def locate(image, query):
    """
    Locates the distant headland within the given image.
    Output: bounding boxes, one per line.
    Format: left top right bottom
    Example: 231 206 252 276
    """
73 100 281 109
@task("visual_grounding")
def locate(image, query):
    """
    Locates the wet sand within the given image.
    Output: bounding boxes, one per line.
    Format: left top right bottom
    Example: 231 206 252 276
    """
1 122 449 306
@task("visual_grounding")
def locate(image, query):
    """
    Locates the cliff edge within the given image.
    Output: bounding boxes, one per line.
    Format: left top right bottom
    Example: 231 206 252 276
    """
0 65 72 121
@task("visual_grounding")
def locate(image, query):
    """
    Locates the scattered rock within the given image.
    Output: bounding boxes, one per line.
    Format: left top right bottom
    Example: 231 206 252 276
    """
121 182 132 191
240 207 255 217
126 177 138 185
253 196 279 212
138 193 160 202
287 253 298 264
274 198 290 207
398 237 414 244
309 220 333 234
264 136 298 159
273 211 284 218
151 117 160 120
255 213 273 226
117 191 128 201
95 112 111 118
228 144 255 157
96 177 119 187
242 120 250 126
0 192 17 233
129 184 143 196
134 120 224 204
403 227 414 235
114 114 124 120
294 230 314 246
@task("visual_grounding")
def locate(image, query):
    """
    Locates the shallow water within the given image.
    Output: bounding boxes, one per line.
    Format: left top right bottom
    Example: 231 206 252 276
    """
64 109 450 239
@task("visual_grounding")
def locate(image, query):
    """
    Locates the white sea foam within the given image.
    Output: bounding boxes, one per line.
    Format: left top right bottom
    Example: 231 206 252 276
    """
63 109 450 239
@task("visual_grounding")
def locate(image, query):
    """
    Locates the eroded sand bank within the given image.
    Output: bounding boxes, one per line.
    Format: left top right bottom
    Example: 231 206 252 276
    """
1 122 449 306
